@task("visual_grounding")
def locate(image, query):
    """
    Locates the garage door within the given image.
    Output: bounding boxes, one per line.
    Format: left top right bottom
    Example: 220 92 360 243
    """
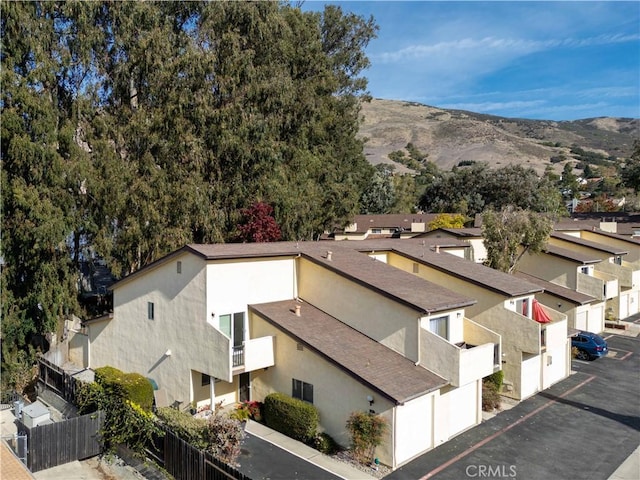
575 311 587 331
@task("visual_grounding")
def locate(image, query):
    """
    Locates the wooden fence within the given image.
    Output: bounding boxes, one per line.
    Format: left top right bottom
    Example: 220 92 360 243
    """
148 426 251 480
37 356 82 405
16 410 104 472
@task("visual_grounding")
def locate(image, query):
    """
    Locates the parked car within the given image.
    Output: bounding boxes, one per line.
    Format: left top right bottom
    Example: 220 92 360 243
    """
572 331 608 360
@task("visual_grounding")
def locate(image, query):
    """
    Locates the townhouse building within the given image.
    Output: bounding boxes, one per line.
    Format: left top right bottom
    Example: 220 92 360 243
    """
336 239 571 401
80 241 501 469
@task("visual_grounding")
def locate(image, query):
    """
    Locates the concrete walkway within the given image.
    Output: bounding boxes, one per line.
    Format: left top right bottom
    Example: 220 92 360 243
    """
608 445 640 480
245 420 378 480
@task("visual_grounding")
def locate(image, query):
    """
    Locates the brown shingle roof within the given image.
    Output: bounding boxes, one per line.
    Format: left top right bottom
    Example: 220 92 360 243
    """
300 243 476 314
112 242 475 315
514 272 596 305
339 214 441 233
544 244 603 265
339 239 543 298
550 232 628 256
250 299 448 404
416 227 483 238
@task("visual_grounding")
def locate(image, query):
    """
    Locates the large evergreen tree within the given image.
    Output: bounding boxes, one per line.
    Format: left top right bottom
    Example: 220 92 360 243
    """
1 1 377 391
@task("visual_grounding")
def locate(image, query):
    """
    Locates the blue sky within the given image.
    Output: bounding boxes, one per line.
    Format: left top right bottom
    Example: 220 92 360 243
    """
303 1 640 121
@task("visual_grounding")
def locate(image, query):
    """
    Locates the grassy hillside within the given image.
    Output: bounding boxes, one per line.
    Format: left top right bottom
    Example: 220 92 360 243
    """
359 98 639 174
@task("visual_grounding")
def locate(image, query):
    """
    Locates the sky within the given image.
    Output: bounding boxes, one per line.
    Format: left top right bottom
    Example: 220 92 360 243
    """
302 1 640 121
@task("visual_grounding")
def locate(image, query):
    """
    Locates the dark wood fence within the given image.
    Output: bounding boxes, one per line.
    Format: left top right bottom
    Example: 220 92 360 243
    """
149 426 251 480
38 356 82 405
16 410 104 472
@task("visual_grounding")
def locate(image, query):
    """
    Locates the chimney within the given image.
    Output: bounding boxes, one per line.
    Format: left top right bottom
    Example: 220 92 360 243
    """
435 245 440 253
294 305 301 317
326 251 333 261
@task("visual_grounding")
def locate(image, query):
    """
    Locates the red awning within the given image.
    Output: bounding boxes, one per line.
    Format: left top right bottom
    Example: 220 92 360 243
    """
532 299 552 324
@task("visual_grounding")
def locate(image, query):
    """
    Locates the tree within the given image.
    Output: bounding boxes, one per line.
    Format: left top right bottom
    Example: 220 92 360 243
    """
621 141 640 192
360 164 396 214
420 163 565 217
428 213 467 231
482 207 553 274
235 202 282 243
1 1 378 388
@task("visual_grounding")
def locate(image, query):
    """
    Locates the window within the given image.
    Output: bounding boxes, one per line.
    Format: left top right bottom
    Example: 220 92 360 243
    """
292 379 314 404
147 302 155 320
201 373 210 386
219 314 232 337
219 312 245 347
177 261 182 274
371 228 381 234
580 266 590 275
612 256 622 266
429 315 449 340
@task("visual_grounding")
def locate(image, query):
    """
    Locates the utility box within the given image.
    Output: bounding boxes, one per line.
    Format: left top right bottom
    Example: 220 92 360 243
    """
22 400 51 428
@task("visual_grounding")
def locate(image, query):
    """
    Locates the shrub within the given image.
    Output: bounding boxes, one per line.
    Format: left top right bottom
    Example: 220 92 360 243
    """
204 409 245 466
157 407 208 449
230 400 263 422
264 392 319 443
346 411 387 465
312 432 340 455
76 377 162 454
571 346 580 359
94 366 154 412
485 370 504 392
481 383 501 412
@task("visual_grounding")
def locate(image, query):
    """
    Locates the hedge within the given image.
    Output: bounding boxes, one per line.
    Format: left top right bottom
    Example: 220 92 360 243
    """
94 366 154 411
264 392 319 443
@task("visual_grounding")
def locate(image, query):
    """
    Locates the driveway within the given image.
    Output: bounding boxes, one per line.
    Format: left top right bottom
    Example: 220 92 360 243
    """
385 332 640 480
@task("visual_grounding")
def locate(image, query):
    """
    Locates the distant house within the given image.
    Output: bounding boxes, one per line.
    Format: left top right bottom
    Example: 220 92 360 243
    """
81 241 501 469
332 214 442 240
417 227 486 263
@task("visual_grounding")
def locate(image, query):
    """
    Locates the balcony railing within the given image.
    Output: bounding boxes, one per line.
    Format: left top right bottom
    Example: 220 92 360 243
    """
420 319 499 387
231 336 275 373
232 346 244 367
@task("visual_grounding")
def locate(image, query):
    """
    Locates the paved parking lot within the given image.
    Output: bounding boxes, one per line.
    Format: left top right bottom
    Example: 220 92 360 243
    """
385 331 640 480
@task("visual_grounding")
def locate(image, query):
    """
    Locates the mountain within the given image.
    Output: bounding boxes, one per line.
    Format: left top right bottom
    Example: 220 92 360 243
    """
359 98 639 174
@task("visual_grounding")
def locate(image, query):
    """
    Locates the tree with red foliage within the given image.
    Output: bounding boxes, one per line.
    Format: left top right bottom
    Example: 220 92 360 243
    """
235 202 282 243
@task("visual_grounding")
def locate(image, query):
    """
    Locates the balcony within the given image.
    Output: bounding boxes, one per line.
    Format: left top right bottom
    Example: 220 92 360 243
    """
577 271 618 300
595 259 640 290
420 318 500 387
231 336 275 374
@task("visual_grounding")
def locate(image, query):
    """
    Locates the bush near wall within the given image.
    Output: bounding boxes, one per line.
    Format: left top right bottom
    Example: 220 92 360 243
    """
156 407 208 449
94 366 154 411
264 392 319 443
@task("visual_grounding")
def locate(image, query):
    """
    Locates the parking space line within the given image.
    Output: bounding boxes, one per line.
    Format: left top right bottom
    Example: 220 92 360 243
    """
420 375 597 480
606 349 633 361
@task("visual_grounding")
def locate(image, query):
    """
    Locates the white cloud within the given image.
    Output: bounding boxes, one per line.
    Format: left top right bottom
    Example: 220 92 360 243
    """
439 100 547 113
372 33 640 64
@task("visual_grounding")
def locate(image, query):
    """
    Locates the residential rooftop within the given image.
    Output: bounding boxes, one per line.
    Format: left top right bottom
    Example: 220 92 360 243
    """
543 244 603 265
514 272 596 305
250 299 448 405
550 232 628 256
336 239 543 298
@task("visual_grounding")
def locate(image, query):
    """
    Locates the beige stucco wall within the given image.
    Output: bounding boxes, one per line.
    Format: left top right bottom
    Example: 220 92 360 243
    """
297 258 421 361
90 252 297 407
581 231 640 264
518 252 579 289
68 330 89 368
250 312 398 467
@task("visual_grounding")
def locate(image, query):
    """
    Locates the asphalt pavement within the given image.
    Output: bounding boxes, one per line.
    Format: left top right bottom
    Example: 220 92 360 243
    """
384 330 640 480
